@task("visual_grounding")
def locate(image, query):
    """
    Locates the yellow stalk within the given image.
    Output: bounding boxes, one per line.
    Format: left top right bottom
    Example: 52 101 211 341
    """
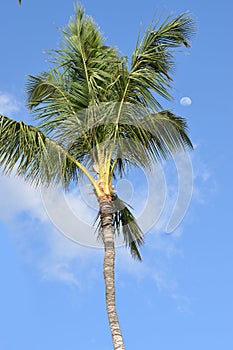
104 159 112 195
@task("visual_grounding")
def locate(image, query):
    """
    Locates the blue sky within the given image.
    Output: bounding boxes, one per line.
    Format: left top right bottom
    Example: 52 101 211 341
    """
0 1 233 349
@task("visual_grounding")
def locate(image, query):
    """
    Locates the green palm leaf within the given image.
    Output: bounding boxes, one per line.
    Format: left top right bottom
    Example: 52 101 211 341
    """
27 4 119 126
113 196 144 261
0 115 96 189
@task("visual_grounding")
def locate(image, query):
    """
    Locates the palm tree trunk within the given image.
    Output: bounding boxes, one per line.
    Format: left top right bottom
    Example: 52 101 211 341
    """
99 199 125 350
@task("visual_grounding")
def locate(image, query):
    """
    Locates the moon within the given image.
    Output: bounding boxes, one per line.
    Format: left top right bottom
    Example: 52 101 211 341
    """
180 96 192 106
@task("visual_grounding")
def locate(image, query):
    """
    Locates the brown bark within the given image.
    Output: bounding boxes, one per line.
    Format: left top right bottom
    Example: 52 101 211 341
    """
99 199 125 350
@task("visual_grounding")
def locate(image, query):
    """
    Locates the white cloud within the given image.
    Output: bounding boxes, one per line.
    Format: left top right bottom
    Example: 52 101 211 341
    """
0 146 210 296
0 92 20 115
190 146 216 205
0 173 47 221
180 96 192 106
0 172 102 286
40 185 103 249
0 152 191 289
116 244 179 295
171 293 192 314
37 229 102 287
40 261 80 287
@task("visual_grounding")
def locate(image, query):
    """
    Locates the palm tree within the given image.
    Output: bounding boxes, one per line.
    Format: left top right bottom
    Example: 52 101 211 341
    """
0 5 195 350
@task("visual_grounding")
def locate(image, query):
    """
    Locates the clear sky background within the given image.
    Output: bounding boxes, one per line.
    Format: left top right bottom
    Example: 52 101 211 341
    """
0 1 233 349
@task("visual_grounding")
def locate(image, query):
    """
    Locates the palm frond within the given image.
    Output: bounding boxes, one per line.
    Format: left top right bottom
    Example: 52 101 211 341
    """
26 71 85 133
113 111 192 175
0 115 94 189
113 196 144 261
118 108 193 161
27 5 120 134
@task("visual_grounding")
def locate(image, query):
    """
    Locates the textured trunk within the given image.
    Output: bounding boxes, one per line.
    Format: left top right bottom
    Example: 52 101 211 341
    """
99 199 125 350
